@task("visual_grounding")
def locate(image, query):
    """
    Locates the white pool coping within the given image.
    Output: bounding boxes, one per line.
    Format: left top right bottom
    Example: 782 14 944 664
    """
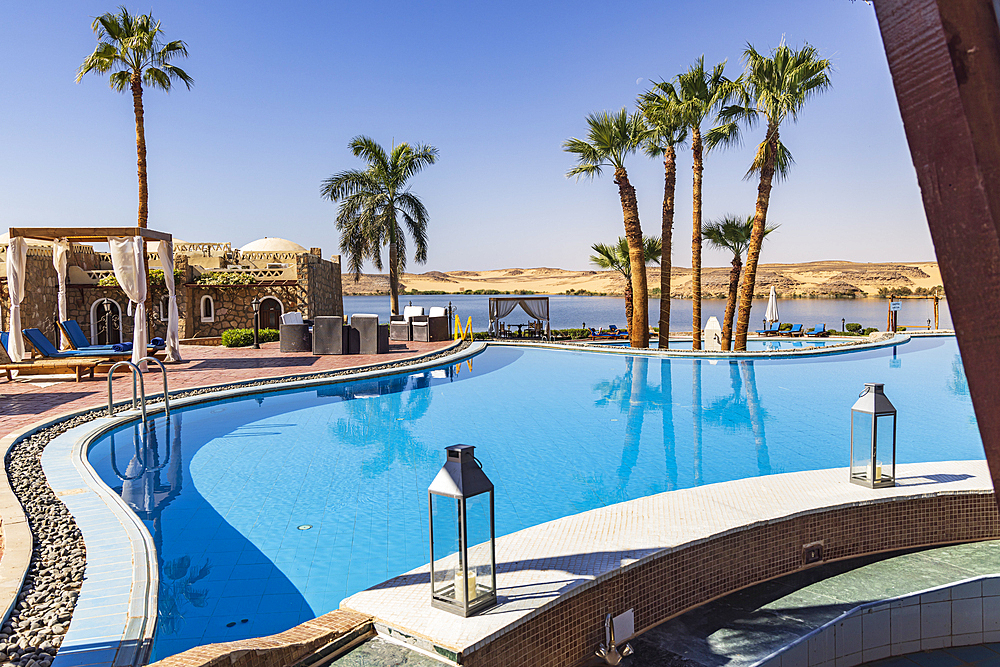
341 460 994 659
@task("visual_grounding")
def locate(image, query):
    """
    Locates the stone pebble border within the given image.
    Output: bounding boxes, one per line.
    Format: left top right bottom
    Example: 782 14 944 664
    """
0 340 475 667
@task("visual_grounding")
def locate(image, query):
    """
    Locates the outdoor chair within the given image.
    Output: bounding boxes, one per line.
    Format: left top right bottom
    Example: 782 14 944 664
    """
806 324 828 337
58 320 164 353
779 324 804 337
22 328 151 361
608 325 627 339
279 311 311 352
351 314 389 354
411 308 449 342
755 323 780 336
588 328 617 340
1 332 102 382
390 305 425 341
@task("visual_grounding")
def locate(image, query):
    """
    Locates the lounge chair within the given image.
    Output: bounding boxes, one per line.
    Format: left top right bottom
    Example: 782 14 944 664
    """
588 327 617 340
607 325 628 339
806 324 828 337
0 333 102 382
780 324 804 337
23 329 165 364
58 320 165 353
755 323 780 336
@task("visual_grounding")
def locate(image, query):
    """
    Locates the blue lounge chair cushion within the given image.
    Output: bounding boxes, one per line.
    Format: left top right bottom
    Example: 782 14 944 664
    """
60 320 96 349
786 324 803 334
23 328 122 358
808 324 826 335
755 323 779 335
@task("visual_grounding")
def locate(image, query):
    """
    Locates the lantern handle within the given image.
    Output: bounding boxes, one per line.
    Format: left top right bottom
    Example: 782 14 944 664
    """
859 386 871 398
473 456 484 470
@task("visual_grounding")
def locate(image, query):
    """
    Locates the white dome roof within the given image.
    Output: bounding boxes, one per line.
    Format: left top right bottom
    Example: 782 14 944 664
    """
239 237 307 253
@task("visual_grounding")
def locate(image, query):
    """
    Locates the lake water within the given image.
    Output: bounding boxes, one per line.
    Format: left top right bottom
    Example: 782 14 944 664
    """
344 295 952 332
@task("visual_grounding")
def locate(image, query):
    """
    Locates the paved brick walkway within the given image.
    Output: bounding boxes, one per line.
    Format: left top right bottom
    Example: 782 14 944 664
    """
0 340 453 439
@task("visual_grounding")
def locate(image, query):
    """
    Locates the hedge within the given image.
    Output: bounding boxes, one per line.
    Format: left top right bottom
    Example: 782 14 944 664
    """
222 328 279 347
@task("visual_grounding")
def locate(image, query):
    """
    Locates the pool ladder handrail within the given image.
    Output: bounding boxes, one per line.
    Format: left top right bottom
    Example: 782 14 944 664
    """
107 356 170 422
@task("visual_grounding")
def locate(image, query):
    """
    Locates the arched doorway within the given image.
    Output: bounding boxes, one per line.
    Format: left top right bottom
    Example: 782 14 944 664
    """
259 297 282 330
90 298 124 345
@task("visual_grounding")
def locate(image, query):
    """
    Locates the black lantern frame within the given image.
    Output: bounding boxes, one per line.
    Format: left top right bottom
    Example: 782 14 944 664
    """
850 383 897 488
428 444 497 617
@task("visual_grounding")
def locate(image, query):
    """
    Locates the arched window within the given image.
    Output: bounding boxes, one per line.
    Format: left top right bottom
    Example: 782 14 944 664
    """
159 296 170 322
200 295 215 323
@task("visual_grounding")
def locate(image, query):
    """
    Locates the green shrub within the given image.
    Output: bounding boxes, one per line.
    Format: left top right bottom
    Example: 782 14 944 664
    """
862 327 880 335
97 268 183 287
897 326 907 332
778 323 792 331
196 272 258 286
845 322 863 333
222 328 279 347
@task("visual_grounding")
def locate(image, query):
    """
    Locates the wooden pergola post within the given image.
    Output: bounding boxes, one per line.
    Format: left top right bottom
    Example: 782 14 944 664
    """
874 0 1000 504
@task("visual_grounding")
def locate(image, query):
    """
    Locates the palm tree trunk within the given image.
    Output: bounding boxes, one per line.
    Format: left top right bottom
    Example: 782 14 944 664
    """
388 241 400 316
623 274 634 334
721 257 741 351
733 123 779 351
659 146 677 348
615 167 649 348
691 127 703 350
131 73 148 228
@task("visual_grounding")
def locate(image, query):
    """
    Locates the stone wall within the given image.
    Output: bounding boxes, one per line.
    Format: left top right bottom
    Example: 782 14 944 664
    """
1 244 343 344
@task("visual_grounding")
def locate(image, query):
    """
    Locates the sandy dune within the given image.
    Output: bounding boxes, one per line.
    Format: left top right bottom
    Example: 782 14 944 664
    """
342 261 943 298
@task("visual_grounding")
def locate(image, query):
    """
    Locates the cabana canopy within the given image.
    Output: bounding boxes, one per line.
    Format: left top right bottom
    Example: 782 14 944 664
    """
488 296 550 339
6 227 180 365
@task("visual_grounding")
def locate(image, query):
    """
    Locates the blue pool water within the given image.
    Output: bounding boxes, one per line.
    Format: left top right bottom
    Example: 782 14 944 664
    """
85 337 981 660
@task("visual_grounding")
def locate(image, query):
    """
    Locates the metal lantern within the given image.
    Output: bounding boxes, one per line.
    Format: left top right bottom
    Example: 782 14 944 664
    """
850 383 897 488
428 444 497 617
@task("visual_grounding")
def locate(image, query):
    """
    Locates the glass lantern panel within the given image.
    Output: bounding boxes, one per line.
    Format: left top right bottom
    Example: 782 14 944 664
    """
430 494 460 601
464 492 494 602
875 414 896 481
851 410 875 482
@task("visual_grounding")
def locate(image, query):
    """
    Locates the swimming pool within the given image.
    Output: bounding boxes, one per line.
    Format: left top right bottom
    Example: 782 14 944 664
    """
602 339 837 351
84 336 981 660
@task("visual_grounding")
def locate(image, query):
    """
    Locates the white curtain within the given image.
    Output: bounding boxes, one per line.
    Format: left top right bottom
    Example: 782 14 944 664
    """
157 239 181 362
5 237 27 361
518 298 549 322
53 239 70 348
488 299 520 334
109 236 148 366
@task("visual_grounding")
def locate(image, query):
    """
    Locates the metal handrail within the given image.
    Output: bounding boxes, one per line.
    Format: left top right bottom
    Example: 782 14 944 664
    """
138 356 170 417
108 361 147 423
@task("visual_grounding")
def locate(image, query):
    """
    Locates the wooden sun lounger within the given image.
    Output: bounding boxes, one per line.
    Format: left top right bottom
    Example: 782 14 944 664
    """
1 358 105 382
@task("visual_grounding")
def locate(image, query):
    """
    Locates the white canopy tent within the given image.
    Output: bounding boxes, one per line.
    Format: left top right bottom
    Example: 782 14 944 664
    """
488 296 550 340
5 227 179 365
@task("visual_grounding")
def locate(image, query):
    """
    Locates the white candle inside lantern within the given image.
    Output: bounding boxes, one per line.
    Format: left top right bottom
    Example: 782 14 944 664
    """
455 570 477 601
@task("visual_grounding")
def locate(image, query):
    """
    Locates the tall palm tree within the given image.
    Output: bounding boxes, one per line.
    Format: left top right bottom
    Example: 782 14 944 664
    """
638 88 687 348
656 58 733 350
702 214 776 350
77 8 193 228
565 109 651 348
590 236 662 333
707 41 832 351
321 136 439 315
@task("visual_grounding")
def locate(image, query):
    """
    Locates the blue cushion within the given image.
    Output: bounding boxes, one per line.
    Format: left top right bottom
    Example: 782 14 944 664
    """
22 329 59 356
60 320 92 349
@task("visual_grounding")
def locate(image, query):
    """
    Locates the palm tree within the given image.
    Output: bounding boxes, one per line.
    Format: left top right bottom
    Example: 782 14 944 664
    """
565 109 651 347
638 89 687 348
654 58 733 350
590 236 662 333
707 41 832 351
77 8 193 228
702 214 776 350
321 136 439 315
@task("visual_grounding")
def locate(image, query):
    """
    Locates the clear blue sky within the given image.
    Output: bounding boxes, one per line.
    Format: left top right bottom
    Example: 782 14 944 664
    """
1 0 931 272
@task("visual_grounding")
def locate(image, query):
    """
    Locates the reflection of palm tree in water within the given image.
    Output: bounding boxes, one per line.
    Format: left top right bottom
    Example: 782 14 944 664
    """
592 357 651 502
702 361 771 476
332 373 436 476
692 361 703 484
113 414 212 635
660 359 677 491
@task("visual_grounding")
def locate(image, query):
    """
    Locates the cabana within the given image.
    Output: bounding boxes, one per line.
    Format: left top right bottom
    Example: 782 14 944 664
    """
488 296 550 340
5 227 180 365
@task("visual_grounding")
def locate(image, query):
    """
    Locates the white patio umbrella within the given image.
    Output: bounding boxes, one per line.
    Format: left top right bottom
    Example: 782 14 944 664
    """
765 286 780 324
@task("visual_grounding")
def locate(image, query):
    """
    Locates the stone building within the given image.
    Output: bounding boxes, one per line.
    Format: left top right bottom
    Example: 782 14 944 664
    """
0 235 343 345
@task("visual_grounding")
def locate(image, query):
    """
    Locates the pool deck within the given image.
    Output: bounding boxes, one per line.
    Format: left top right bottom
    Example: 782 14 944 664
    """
0 339 453 440
341 460 995 663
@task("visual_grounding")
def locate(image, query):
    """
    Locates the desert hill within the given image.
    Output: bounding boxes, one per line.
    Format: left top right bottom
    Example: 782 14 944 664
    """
341 261 943 298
